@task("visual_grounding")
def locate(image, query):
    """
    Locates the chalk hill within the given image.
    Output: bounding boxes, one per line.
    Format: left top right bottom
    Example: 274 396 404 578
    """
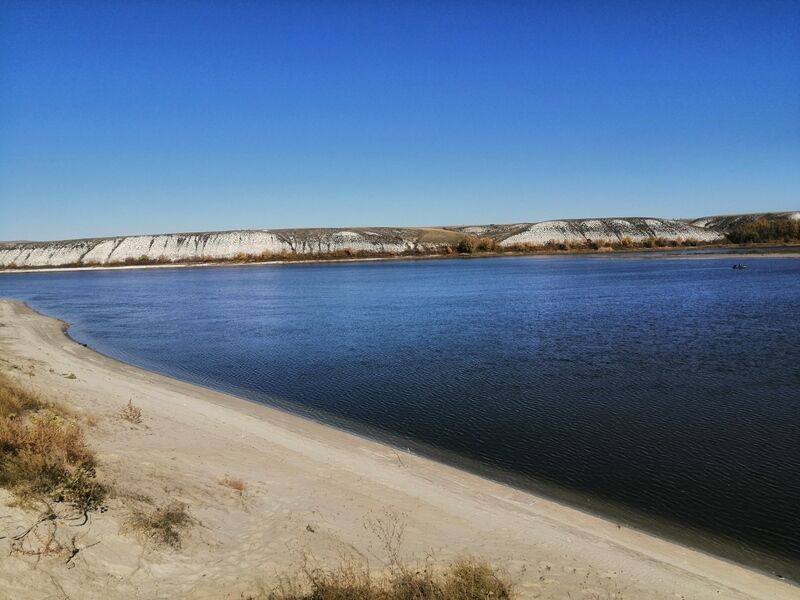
0 213 791 269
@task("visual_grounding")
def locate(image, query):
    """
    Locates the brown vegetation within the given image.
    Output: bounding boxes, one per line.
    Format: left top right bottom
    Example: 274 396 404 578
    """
726 217 800 244
119 399 143 424
266 557 513 600
219 475 247 493
263 510 513 599
0 372 105 513
455 237 476 254
0 372 43 419
1 371 196 557
503 235 704 253
125 501 193 548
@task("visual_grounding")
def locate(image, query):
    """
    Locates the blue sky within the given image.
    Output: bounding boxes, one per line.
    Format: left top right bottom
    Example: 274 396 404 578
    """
1 1 798 240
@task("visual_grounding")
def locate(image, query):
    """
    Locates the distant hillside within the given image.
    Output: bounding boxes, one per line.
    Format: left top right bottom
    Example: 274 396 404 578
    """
0 212 792 270
690 211 800 231
489 218 720 247
0 228 461 269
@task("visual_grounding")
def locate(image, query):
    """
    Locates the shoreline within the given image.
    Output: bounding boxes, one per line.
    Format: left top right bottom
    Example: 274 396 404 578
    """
2 243 800 275
65 317 800 584
0 299 797 598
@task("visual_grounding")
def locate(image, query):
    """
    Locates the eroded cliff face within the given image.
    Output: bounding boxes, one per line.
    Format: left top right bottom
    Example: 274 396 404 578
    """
0 216 734 269
496 218 721 247
0 228 459 268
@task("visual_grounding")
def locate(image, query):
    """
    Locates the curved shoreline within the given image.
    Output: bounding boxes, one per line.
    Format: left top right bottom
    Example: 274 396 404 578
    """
0 298 797 598
63 309 800 584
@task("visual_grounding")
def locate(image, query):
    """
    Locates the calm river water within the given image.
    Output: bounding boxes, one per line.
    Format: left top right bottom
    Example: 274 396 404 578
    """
2 255 798 577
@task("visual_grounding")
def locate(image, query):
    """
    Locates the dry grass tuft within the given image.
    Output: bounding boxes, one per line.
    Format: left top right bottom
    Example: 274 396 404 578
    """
119 399 143 424
264 510 512 599
0 372 105 512
125 501 193 548
438 558 513 599
219 475 247 493
266 557 513 600
0 372 44 419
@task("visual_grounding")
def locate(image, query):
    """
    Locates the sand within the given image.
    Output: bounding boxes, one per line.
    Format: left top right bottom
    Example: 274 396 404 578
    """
0 299 796 599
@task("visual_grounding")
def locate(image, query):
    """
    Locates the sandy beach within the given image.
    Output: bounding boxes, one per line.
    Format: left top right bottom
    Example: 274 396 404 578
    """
0 299 796 599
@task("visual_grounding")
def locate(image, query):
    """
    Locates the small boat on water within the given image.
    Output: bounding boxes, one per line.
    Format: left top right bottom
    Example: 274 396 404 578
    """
732 263 748 270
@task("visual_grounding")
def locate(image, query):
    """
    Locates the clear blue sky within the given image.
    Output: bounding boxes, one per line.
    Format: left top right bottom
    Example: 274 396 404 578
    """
1 1 798 240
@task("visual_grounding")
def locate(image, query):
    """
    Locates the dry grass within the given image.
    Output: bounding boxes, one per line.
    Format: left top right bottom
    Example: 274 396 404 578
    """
267 557 513 600
502 235 711 254
219 475 247 493
263 511 512 599
119 399 143 424
125 501 193 548
0 372 105 512
0 372 43 419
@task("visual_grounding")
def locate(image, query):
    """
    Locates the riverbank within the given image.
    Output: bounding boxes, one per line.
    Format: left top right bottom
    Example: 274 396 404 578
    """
0 299 797 599
1 242 799 275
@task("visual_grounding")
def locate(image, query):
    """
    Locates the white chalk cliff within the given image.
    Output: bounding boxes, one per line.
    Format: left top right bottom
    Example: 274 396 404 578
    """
1 213 786 269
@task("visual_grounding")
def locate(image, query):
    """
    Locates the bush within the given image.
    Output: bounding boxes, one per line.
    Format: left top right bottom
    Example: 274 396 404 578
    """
456 237 477 254
125 501 193 548
475 238 496 252
439 558 513 599
587 239 612 250
0 373 105 512
726 217 800 244
122 255 154 266
120 400 143 424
